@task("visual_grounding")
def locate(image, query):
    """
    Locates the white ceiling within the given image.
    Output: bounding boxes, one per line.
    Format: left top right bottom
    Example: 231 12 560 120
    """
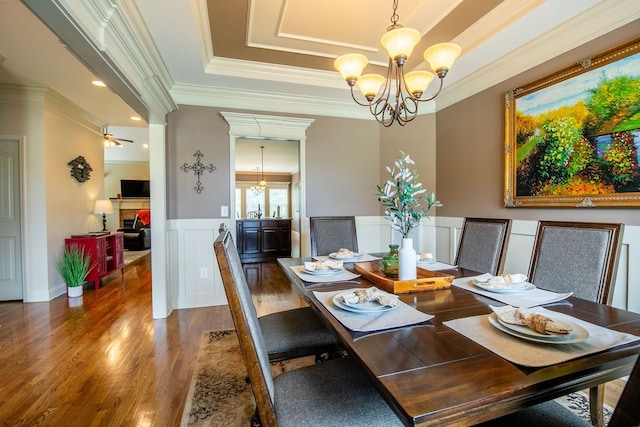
2 0 640 172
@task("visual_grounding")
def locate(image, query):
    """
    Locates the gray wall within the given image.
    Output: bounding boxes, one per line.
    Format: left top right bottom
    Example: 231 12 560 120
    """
437 19 640 226
166 106 440 220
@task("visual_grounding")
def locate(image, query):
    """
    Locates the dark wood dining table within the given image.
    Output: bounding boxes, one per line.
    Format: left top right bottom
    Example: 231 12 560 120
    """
277 257 640 426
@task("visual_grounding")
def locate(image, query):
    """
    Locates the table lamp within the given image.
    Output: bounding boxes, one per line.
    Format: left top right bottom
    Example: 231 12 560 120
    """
93 199 113 232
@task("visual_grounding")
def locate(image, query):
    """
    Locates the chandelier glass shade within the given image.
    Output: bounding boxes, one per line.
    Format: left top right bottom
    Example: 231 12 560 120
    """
334 0 461 127
250 146 267 195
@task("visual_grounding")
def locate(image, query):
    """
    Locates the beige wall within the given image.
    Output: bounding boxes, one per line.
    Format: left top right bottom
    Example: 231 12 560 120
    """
166 106 439 220
0 85 104 300
104 162 150 199
437 19 640 226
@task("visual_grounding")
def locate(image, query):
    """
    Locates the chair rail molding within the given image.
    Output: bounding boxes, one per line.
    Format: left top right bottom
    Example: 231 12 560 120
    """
435 216 639 314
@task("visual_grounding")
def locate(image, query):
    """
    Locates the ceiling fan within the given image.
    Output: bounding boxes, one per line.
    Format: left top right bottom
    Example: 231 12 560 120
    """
103 127 134 147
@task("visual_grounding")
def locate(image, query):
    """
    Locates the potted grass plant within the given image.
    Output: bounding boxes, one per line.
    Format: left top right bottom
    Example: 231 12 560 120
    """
55 244 95 298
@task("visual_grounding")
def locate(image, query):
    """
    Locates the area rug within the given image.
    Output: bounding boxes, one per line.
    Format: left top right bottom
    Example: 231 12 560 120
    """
180 330 614 426
180 330 315 426
123 249 150 265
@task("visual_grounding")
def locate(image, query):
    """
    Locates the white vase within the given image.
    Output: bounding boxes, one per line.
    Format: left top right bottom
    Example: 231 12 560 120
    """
67 285 83 298
398 238 417 280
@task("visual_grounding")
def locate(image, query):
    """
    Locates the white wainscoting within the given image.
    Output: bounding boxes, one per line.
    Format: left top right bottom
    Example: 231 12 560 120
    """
167 219 232 309
434 217 640 314
166 216 638 314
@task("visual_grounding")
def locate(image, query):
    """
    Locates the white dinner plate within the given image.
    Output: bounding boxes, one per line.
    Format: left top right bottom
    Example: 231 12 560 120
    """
302 268 344 276
333 292 397 314
329 252 363 260
473 280 536 293
488 313 589 344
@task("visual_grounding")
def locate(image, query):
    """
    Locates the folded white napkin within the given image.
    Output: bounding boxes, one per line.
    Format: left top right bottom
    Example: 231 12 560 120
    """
304 260 343 271
491 305 573 335
313 289 434 332
476 274 528 289
340 286 399 307
453 273 573 308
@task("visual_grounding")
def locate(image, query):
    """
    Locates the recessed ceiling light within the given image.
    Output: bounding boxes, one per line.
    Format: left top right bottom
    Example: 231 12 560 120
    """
92 80 106 87
130 116 141 121
142 144 149 149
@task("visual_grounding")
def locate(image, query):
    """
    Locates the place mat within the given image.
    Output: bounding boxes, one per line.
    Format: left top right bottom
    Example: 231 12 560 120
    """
417 261 457 271
453 273 572 308
313 288 434 332
313 253 380 263
290 265 361 283
443 308 640 367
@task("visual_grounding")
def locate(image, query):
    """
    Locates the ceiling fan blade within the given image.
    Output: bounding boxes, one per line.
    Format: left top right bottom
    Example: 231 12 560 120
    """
114 138 134 143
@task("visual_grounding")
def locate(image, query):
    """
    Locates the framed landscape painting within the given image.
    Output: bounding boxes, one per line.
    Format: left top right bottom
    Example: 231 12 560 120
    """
505 37 640 207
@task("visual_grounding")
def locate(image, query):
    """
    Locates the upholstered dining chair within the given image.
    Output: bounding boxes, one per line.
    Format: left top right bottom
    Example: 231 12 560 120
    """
309 216 358 257
477 353 640 427
487 220 624 427
454 218 512 275
217 224 338 362
529 220 624 427
528 221 623 304
214 227 403 427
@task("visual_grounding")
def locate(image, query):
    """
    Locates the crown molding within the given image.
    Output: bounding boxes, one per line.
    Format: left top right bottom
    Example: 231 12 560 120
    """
0 83 104 132
434 0 640 110
171 82 436 120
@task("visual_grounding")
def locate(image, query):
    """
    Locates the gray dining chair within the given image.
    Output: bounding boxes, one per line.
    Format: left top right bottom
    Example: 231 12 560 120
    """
309 216 358 256
477 353 640 427
487 220 624 427
529 220 624 427
528 221 623 304
214 227 403 427
454 218 512 275
217 224 338 362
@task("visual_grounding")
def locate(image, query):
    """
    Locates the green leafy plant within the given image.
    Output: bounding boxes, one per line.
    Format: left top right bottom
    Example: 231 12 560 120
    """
55 244 95 287
376 151 441 238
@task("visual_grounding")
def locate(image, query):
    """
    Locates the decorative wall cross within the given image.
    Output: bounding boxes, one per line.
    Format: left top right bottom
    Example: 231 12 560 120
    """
180 150 216 193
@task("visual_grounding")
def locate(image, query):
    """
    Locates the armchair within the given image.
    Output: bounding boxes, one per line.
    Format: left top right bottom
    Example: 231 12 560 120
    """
118 210 151 250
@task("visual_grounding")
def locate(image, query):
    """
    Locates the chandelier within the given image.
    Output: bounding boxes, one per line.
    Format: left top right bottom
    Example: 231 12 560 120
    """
250 145 267 195
334 0 461 127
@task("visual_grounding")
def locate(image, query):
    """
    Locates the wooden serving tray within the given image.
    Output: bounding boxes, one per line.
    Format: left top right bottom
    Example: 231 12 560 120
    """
354 262 454 294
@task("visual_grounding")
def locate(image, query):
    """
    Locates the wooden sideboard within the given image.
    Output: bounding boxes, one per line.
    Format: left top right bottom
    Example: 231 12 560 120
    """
236 219 291 263
65 232 124 290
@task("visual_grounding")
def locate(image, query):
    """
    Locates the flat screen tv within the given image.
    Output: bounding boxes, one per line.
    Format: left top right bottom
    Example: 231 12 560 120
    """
120 179 150 198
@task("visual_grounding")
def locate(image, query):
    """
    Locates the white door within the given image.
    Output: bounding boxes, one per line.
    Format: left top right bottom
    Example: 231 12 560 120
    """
0 139 23 300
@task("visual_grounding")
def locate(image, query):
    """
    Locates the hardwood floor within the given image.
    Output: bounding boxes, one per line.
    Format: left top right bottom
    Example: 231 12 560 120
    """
0 256 624 426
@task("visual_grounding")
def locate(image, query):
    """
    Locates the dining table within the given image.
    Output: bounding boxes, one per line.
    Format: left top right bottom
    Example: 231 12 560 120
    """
277 256 640 426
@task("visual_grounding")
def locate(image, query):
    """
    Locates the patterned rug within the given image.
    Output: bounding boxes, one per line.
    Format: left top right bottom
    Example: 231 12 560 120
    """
180 330 614 426
180 330 315 426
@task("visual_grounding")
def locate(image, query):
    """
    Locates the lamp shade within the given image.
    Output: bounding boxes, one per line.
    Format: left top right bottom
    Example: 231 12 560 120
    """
380 27 421 60
356 74 386 99
334 53 368 81
423 42 462 73
404 71 435 96
93 199 113 215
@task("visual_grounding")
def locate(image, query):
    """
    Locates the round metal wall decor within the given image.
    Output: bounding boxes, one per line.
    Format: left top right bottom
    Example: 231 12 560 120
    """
67 155 93 183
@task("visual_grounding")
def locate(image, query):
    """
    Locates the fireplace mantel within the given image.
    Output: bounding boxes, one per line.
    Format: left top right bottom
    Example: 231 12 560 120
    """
110 198 150 228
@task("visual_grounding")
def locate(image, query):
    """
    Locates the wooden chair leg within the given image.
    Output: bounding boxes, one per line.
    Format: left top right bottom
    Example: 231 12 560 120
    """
589 384 605 427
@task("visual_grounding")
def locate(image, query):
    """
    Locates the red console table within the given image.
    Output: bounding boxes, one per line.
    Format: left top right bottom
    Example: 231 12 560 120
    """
65 232 124 290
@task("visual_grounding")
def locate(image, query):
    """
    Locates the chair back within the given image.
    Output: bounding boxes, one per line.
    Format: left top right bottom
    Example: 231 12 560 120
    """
528 221 623 304
310 216 358 256
454 218 512 275
608 355 640 427
214 227 278 426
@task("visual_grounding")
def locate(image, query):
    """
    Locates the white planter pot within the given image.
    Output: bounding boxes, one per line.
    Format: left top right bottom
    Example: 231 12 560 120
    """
398 238 417 280
67 285 83 298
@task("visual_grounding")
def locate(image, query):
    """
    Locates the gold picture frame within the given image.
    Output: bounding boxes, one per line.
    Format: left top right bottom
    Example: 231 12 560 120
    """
505 37 640 208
